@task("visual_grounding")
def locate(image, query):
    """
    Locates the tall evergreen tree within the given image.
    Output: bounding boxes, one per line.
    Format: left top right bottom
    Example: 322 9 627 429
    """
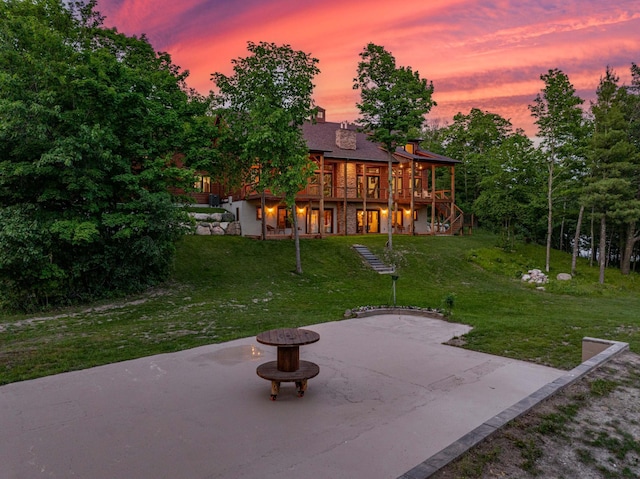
583 67 640 283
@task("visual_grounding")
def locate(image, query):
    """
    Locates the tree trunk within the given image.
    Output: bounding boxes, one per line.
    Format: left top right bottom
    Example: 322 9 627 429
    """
559 201 566 252
599 215 606 284
293 207 303 274
545 161 554 272
620 221 638 275
261 191 267 240
590 209 595 267
571 205 584 276
387 153 393 251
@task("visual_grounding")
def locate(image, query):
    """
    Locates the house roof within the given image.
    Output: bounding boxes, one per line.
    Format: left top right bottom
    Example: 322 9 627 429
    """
394 147 461 165
301 119 460 165
302 121 390 162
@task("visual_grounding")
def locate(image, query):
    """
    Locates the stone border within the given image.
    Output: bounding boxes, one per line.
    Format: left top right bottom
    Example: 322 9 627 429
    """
397 336 629 479
350 307 445 320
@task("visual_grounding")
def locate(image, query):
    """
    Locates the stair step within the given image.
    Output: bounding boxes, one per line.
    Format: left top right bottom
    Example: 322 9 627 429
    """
352 244 394 275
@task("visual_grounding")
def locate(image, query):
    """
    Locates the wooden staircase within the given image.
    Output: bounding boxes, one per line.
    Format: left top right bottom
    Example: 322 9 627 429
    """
434 203 464 235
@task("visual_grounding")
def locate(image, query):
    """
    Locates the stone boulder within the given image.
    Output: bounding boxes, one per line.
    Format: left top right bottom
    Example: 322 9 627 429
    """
556 273 572 281
226 222 242 235
192 213 213 221
522 269 548 284
195 224 211 235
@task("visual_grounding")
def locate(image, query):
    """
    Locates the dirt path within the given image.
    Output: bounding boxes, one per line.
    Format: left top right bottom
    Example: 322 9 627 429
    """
431 351 640 479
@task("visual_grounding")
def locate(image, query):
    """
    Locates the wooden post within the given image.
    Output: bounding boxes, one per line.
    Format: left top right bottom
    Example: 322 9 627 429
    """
431 164 436 235
410 160 415 235
343 161 348 235
362 164 367 234
319 155 325 238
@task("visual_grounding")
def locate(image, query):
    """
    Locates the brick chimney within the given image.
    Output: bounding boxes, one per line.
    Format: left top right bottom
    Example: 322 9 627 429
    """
335 122 356 150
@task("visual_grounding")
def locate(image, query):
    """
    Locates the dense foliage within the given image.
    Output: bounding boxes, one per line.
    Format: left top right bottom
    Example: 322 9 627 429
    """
434 109 546 245
428 66 639 280
0 0 203 311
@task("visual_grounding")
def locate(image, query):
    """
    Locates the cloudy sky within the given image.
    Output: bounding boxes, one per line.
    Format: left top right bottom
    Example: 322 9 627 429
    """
97 0 639 136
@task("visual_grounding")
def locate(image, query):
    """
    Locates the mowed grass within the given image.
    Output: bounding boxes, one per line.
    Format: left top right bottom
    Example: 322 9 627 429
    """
1 231 639 385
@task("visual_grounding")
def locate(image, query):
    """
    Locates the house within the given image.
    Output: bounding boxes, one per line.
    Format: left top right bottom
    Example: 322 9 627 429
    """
195 108 464 237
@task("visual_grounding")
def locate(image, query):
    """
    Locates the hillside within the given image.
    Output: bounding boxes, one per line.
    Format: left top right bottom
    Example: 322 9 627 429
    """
1 232 639 385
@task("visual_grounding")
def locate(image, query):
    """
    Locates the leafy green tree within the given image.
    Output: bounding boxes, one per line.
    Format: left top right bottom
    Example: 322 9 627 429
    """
353 43 435 251
0 0 200 310
212 41 320 274
474 133 545 247
529 69 585 272
439 108 517 215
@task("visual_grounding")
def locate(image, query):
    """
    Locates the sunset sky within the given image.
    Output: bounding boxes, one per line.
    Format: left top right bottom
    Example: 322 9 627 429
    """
97 0 640 136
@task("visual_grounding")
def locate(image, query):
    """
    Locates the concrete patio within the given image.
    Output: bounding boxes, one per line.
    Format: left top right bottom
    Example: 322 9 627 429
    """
0 313 565 478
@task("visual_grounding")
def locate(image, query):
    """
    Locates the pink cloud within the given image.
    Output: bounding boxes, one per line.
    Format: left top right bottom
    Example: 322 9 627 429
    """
97 0 640 136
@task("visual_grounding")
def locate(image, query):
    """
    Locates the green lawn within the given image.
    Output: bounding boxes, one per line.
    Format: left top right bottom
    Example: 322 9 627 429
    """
1 231 639 385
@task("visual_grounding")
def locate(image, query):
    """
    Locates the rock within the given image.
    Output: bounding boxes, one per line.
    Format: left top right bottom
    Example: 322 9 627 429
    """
191 213 212 221
220 222 229 231
226 222 241 235
557 273 572 281
221 212 235 222
522 269 548 284
195 224 211 235
211 225 225 235
211 213 223 222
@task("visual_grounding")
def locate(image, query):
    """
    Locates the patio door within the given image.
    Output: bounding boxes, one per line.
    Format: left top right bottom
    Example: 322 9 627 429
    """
307 209 333 234
357 210 380 233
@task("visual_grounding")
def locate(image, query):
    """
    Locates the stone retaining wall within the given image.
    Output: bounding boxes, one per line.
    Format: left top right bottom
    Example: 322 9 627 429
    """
189 212 241 236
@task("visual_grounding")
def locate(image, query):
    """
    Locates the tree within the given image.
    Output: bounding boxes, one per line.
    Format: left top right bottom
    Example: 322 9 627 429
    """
212 41 320 274
0 0 200 311
529 69 585 272
617 63 640 275
474 132 545 247
439 109 520 216
353 43 435 251
583 67 640 282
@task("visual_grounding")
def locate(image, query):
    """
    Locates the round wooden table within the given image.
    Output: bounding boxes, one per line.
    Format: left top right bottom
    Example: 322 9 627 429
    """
256 328 320 400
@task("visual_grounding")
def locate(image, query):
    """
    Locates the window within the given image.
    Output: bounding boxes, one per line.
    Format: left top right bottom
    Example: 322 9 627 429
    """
357 210 380 233
393 175 404 194
323 172 333 196
194 176 211 193
309 171 333 196
367 175 380 198
277 206 291 230
393 210 403 228
307 209 332 234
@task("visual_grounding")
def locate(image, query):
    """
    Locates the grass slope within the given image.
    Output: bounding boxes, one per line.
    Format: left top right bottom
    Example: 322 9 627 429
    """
1 231 639 385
